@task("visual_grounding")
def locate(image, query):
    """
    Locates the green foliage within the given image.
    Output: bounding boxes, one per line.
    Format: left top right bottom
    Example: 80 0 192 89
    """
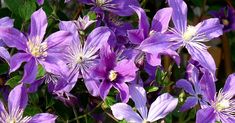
5 75 21 88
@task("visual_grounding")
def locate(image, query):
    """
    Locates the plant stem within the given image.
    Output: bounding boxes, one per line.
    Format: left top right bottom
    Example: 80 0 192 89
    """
72 107 80 123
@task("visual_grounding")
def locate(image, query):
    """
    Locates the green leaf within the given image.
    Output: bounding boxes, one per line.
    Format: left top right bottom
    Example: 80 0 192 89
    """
5 75 21 88
0 64 9 75
4 0 36 21
102 96 116 109
146 86 159 93
37 65 46 78
191 0 204 6
24 105 42 116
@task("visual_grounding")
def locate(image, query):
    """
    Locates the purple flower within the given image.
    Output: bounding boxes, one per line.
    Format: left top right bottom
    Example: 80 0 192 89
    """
92 45 138 102
74 15 96 31
59 21 114 96
78 0 139 16
0 84 57 122
111 84 178 122
37 0 44 5
210 6 235 32
176 63 214 111
0 8 72 84
0 17 14 63
140 0 223 77
196 73 235 123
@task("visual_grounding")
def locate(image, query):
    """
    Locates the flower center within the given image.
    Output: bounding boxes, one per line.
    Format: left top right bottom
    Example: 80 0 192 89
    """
142 120 150 123
216 99 230 111
149 30 156 37
27 40 47 58
108 70 117 81
222 19 229 26
183 26 197 41
96 0 105 6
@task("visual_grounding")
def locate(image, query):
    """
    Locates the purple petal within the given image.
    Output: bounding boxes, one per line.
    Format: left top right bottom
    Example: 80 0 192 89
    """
113 82 129 103
186 43 216 76
151 7 172 33
45 31 72 54
223 73 235 96
8 84 28 114
83 73 100 97
0 47 10 63
0 28 27 51
99 44 116 71
114 59 138 82
129 84 148 119
180 96 198 112
28 78 45 93
99 81 112 101
146 53 161 66
196 108 216 123
199 70 216 102
195 18 223 41
127 29 145 44
0 17 14 27
147 93 178 122
29 113 57 123
176 79 195 95
0 101 6 114
21 58 38 84
167 0 187 33
84 27 113 55
111 103 143 122
59 21 78 39
9 53 32 73
37 0 44 5
29 8 47 43
129 5 150 37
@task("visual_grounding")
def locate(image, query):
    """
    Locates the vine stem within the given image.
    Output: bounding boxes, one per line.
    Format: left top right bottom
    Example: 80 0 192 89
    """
72 107 80 123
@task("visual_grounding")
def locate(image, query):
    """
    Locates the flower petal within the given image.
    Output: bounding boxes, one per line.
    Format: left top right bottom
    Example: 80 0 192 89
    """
99 81 112 101
0 100 6 115
83 73 100 97
111 103 143 122
176 79 195 95
0 47 10 63
129 84 148 119
29 113 57 123
37 0 44 5
151 7 172 33
223 73 235 96
29 8 47 43
21 58 38 84
196 108 216 123
167 0 187 33
127 29 145 44
180 96 198 112
0 17 14 27
0 28 27 51
147 93 178 122
129 5 150 37
8 84 28 114
9 53 32 73
195 18 223 41
113 82 129 103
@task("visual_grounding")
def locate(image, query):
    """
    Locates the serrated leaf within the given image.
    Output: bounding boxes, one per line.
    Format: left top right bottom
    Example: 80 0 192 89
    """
5 75 21 88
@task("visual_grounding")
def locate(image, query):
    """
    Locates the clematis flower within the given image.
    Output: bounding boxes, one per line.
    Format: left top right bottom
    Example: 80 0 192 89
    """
78 0 139 16
37 0 44 5
111 84 178 123
140 0 223 77
0 8 72 84
74 15 96 31
0 84 57 123
92 45 138 102
210 6 235 32
0 17 14 63
176 62 214 111
59 21 114 96
196 73 235 123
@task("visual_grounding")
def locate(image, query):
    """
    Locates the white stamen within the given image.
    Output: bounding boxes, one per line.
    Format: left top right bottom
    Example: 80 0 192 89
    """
108 70 118 81
27 37 47 58
183 26 197 41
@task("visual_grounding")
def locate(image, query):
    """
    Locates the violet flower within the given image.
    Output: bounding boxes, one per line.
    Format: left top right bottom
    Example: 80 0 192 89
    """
0 84 56 122
78 0 139 16
196 73 235 123
111 84 178 122
176 62 213 111
37 0 44 5
210 6 235 32
74 15 96 31
140 0 223 77
0 17 14 63
0 8 72 84
59 21 114 96
92 45 138 102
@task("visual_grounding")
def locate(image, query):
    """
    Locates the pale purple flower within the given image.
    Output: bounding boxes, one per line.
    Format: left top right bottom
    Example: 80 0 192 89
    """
92 45 138 102
0 17 14 63
0 84 57 123
37 0 44 5
74 15 96 31
139 0 223 77
0 8 72 84
78 0 139 16
59 21 114 96
111 84 178 122
196 73 235 123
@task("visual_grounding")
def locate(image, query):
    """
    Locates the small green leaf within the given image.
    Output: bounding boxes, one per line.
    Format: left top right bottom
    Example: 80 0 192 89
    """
5 75 21 88
24 105 42 116
146 86 159 93
37 65 46 78
103 96 116 109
